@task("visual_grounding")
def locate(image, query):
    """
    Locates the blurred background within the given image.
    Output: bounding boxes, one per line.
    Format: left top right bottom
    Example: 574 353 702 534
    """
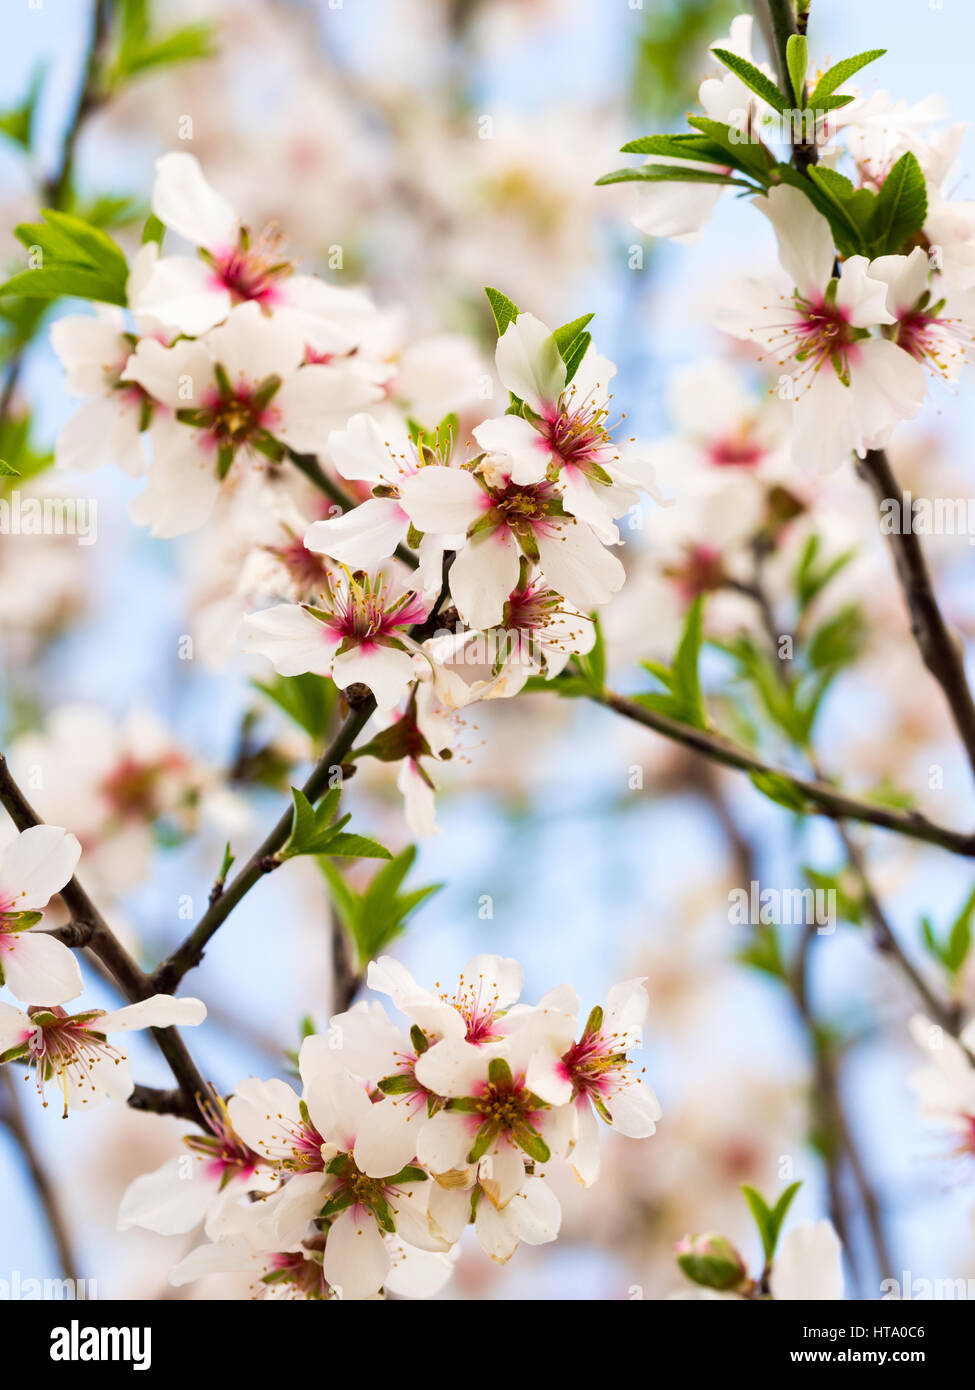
2 0 975 1300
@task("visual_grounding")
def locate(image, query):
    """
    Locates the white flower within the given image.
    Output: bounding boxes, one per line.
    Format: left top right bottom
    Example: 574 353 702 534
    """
770 1219 845 1300
525 978 662 1186
870 245 975 383
908 1012 975 1151
131 152 378 342
716 184 927 470
239 567 428 711
428 1155 562 1264
50 310 157 476
0 825 82 1006
117 1094 277 1239
122 301 380 536
0 994 206 1116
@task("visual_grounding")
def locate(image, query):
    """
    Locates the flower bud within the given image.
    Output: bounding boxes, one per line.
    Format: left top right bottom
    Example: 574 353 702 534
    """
675 1232 747 1291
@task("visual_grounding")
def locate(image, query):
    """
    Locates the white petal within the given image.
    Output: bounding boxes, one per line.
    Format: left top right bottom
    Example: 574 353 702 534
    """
117 1155 216 1234
97 994 207 1033
449 529 520 628
760 184 834 296
535 521 625 610
415 1109 478 1173
324 1206 389 1301
414 1038 487 1099
0 931 83 1006
495 313 566 413
132 256 231 337
0 825 80 909
397 466 485 534
331 643 416 711
238 604 338 678
770 1220 844 1300
152 152 239 251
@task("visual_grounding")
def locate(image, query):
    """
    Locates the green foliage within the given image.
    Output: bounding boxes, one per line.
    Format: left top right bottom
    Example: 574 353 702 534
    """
0 65 44 151
629 0 738 117
710 47 790 114
749 769 809 812
565 615 607 697
318 846 442 968
786 34 808 107
484 286 519 338
105 0 215 90
636 597 708 730
0 210 129 305
741 1181 802 1265
802 865 864 926
281 787 391 862
795 533 856 612
251 672 338 745
920 885 975 980
736 922 785 980
809 49 886 103
0 411 53 491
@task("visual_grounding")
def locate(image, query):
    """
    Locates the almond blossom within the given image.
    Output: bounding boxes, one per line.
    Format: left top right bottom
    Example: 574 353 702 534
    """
121 301 380 536
238 565 428 710
130 152 378 342
525 978 662 1186
716 184 927 471
0 994 206 1116
0 824 82 1006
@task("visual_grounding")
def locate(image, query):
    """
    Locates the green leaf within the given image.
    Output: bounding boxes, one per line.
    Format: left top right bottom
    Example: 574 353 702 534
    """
141 212 165 246
569 614 606 696
710 47 790 114
786 34 808 107
596 164 752 188
0 65 45 151
1 211 129 305
484 287 520 338
0 459 19 476
920 884 975 978
869 150 927 256
795 533 857 611
749 770 808 812
742 1181 801 1263
318 846 442 967
320 833 392 860
736 923 785 980
552 313 594 386
252 671 337 743
810 49 886 103
639 597 708 730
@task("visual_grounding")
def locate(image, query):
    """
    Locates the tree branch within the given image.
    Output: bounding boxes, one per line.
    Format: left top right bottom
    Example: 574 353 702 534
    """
0 753 213 1126
594 690 975 856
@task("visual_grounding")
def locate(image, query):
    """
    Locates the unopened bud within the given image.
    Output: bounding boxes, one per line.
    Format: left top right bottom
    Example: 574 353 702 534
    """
675 1232 747 1291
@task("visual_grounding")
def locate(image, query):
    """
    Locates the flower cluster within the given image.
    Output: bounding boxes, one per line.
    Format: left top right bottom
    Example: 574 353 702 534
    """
118 955 660 1299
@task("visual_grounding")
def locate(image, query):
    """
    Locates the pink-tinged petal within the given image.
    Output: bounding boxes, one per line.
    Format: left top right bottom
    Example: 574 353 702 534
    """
238 604 338 678
121 338 212 411
0 1000 33 1052
525 1045 574 1107
0 825 81 910
835 255 896 328
273 364 383 453
117 1155 217 1235
303 1066 373 1152
324 1206 390 1300
331 642 416 712
416 1109 478 1174
169 1238 268 1287
0 931 83 1007
397 466 484 534
414 1038 487 1099
132 256 231 337
227 1076 304 1161
472 414 551 485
